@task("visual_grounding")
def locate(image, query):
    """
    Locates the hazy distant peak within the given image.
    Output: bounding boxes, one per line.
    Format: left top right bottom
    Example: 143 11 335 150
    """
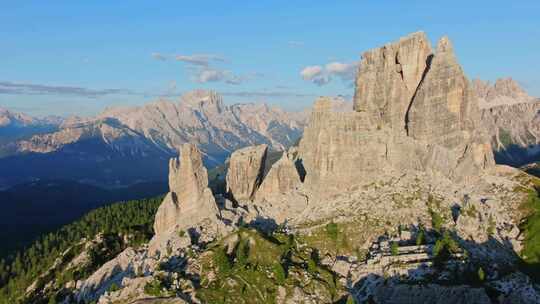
0 107 39 127
473 77 536 109
179 89 224 113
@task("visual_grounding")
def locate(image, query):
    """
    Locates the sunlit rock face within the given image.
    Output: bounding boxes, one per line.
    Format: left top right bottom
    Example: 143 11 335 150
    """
353 31 432 135
225 144 268 203
298 32 494 192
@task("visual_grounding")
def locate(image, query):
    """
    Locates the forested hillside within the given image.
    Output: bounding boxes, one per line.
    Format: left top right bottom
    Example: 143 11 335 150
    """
0 196 163 304
0 180 167 258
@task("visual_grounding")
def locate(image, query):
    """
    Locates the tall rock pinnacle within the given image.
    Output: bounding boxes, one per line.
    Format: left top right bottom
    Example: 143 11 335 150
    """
153 143 220 235
407 36 477 148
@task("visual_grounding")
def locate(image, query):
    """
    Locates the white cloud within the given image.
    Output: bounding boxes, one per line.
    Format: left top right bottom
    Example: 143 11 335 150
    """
300 65 330 86
325 62 357 80
300 61 358 86
300 65 323 80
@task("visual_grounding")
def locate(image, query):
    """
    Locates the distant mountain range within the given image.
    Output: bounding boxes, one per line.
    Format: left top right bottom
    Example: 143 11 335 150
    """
0 90 307 189
475 78 540 167
0 108 61 149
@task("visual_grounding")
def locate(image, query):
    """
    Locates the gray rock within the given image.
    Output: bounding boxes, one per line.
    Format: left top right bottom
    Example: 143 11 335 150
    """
226 144 268 202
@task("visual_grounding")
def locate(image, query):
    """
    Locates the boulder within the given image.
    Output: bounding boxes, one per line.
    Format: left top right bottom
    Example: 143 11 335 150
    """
226 144 268 202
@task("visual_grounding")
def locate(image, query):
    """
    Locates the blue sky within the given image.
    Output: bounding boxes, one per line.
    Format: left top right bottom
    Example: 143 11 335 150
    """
1 1 539 117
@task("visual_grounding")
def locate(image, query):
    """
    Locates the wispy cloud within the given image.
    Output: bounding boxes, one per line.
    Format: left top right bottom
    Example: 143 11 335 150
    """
300 61 358 86
151 52 257 85
175 54 225 66
0 81 136 98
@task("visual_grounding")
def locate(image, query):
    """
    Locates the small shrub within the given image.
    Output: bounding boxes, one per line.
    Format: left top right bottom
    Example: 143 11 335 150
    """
430 209 444 232
433 231 460 264
108 282 120 292
212 247 232 274
272 263 286 284
416 230 425 246
464 204 478 218
307 258 318 274
478 267 485 282
487 216 496 236
144 278 165 296
390 242 399 256
178 230 186 238
325 222 339 241
235 238 250 266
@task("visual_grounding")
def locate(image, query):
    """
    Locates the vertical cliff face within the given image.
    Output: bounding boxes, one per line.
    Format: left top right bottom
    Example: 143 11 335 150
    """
407 37 477 148
299 97 388 190
354 31 432 134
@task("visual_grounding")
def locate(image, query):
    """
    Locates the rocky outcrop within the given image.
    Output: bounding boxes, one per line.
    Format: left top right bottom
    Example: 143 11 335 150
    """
75 247 155 303
153 144 221 236
22 32 540 304
226 144 268 202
